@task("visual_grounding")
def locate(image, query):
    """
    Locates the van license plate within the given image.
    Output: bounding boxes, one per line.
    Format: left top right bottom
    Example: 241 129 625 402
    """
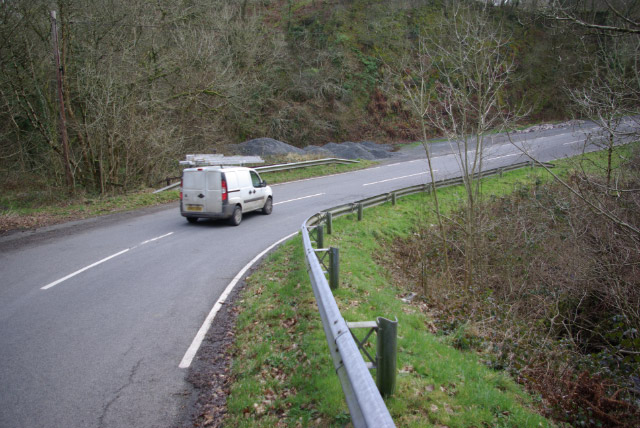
186 205 203 212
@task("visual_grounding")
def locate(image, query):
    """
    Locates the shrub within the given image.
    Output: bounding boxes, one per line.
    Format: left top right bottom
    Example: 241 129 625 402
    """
391 151 640 426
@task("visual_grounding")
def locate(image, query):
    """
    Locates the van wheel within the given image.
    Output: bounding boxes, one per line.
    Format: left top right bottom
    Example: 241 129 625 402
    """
187 217 198 224
262 197 273 215
229 205 242 226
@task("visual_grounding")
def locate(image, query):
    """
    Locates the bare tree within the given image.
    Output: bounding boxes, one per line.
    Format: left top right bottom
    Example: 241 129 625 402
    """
510 0 640 237
415 2 522 286
0 0 290 195
396 36 450 275
568 34 640 189
0 1 63 184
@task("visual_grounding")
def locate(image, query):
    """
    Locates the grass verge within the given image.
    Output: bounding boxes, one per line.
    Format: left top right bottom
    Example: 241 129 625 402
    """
0 189 180 234
225 163 563 427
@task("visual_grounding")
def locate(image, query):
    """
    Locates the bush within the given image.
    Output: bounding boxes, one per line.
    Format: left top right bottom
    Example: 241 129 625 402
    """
392 151 640 427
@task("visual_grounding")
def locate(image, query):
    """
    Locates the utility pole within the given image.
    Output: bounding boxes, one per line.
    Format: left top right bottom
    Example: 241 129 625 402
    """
50 10 74 191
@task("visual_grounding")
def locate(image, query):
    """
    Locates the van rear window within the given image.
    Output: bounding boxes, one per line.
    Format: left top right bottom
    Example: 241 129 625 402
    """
182 171 204 189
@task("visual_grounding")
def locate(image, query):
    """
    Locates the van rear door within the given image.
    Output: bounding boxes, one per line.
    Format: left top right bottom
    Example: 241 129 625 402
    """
182 169 206 213
204 170 222 214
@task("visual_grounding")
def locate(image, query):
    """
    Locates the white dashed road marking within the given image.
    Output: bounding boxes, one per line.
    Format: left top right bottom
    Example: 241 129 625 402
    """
41 232 174 290
362 172 431 187
274 193 325 205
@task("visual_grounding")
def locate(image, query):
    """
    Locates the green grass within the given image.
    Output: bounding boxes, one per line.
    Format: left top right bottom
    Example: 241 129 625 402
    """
0 189 181 233
0 187 178 214
554 142 635 175
225 236 347 427
0 182 182 214
225 161 568 427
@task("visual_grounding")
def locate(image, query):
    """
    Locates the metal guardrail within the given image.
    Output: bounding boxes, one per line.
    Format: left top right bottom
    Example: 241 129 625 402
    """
153 158 359 193
302 226 396 428
255 157 359 173
153 182 181 194
307 161 554 221
301 160 554 428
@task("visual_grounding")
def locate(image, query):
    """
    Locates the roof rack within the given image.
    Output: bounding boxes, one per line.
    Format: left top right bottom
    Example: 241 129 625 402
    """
179 154 264 167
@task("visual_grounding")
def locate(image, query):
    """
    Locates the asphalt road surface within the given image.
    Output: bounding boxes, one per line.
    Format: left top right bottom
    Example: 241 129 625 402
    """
0 121 633 428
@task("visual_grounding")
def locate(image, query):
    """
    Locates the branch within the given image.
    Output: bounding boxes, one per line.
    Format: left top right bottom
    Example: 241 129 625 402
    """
547 2 640 34
604 0 640 29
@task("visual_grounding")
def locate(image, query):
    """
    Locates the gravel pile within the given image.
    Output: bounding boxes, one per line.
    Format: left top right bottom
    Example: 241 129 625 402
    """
231 138 305 156
231 137 398 160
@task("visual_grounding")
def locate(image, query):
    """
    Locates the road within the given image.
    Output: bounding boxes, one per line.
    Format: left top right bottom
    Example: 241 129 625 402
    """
0 121 631 428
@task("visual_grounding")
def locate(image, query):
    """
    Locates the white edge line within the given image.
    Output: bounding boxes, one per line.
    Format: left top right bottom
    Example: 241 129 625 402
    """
178 231 299 369
274 193 325 206
41 248 130 290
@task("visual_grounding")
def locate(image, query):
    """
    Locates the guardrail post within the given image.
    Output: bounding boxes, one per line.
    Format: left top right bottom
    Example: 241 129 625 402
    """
329 247 339 290
316 224 324 248
376 317 398 398
357 203 363 221
326 212 333 235
391 192 397 206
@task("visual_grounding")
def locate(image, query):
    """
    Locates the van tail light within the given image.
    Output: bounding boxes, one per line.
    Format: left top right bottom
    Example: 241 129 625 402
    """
221 178 228 201
179 178 183 200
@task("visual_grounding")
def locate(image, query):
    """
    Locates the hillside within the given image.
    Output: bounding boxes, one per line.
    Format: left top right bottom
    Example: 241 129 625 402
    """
1 0 636 197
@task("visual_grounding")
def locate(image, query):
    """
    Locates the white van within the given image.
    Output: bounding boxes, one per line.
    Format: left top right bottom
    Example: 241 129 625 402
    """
180 166 272 226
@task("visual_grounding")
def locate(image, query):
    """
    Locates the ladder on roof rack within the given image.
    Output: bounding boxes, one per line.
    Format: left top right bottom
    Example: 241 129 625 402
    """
179 154 264 167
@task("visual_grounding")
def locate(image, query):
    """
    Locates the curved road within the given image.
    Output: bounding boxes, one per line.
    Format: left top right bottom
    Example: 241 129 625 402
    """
0 121 630 427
